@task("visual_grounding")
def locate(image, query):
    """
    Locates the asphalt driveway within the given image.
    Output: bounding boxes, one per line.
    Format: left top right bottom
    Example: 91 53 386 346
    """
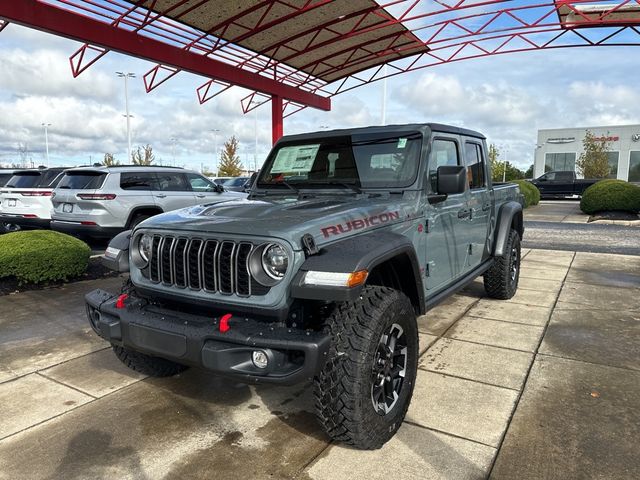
523 200 640 255
0 249 638 479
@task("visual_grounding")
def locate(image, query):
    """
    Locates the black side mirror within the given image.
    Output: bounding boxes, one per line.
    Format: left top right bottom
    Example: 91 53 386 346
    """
437 165 467 195
214 183 224 193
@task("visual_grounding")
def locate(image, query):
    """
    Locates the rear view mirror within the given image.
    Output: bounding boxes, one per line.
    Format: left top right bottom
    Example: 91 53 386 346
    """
437 165 467 195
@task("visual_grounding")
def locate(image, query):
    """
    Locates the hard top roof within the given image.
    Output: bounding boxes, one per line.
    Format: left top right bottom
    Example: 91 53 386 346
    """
277 123 486 143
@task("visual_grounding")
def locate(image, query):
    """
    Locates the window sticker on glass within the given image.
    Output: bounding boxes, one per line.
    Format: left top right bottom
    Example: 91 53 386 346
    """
397 138 407 149
271 145 320 173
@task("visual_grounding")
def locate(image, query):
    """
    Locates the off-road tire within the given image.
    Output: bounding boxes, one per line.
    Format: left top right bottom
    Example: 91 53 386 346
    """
112 345 188 377
314 286 418 450
484 229 521 299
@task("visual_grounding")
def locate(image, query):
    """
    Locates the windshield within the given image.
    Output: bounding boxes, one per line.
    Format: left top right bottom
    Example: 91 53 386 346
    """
6 172 41 188
0 173 12 187
223 177 248 187
257 132 422 190
58 171 107 189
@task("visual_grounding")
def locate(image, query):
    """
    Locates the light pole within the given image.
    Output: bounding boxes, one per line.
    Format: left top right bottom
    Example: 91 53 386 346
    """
503 146 509 183
211 129 220 176
170 137 177 166
116 72 135 162
41 123 51 166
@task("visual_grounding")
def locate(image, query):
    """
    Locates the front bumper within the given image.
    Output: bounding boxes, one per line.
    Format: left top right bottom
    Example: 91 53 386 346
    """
85 289 330 385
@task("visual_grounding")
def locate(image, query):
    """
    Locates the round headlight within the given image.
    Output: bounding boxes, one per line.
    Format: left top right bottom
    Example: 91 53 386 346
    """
261 243 289 279
138 233 153 264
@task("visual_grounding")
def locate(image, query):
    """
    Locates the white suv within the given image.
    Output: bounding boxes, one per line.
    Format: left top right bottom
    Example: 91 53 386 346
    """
0 167 67 230
51 166 246 238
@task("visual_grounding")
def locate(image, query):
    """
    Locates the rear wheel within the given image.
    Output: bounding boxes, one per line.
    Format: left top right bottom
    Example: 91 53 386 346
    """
484 229 521 299
112 345 188 377
128 214 151 229
314 286 418 449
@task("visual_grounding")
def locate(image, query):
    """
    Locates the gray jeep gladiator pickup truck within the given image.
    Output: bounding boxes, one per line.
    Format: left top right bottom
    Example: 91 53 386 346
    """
86 123 524 449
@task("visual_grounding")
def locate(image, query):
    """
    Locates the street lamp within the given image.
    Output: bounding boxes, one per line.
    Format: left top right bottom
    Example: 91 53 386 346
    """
211 128 220 176
116 72 135 163
41 123 51 166
170 137 177 166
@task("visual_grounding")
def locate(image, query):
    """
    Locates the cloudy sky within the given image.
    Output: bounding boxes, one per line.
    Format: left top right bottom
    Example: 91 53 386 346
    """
0 19 639 172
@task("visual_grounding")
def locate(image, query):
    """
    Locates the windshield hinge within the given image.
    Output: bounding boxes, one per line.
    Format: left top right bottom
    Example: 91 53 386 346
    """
301 234 319 257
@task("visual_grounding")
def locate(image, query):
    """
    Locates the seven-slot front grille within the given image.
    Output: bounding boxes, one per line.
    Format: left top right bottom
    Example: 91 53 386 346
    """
148 235 257 297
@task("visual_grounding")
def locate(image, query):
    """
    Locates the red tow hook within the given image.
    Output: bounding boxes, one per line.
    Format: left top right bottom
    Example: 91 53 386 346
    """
115 294 129 309
219 313 233 333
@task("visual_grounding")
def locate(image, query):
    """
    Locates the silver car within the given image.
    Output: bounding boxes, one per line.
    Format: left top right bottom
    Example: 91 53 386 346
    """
51 166 245 238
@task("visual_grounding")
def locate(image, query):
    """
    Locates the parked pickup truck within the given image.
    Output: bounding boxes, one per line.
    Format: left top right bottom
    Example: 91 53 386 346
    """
85 123 524 449
529 170 599 197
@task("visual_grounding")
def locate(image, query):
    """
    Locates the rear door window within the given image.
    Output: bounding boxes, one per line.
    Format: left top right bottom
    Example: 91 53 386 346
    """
155 172 190 191
58 172 107 189
120 172 157 190
464 142 486 189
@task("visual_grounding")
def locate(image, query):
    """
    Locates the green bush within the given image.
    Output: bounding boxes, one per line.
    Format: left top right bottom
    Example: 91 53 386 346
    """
0 230 90 284
512 180 541 208
580 179 640 214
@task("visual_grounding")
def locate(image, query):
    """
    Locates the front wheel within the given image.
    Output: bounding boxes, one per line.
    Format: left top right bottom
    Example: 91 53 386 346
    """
484 229 521 299
313 286 418 449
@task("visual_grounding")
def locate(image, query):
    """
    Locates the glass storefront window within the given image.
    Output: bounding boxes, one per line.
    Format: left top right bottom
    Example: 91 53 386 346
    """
545 152 576 172
607 151 619 178
629 151 640 182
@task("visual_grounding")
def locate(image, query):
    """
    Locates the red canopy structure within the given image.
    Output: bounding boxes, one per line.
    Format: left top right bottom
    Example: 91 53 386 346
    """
1 1 640 143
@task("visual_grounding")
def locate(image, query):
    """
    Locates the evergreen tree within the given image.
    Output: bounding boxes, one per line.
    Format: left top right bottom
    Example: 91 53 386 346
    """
218 136 243 176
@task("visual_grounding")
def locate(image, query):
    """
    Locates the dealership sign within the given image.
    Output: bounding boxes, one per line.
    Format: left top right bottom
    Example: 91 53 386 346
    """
546 137 575 144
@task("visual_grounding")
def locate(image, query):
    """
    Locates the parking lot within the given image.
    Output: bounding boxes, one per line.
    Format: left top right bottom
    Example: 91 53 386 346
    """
1 247 638 479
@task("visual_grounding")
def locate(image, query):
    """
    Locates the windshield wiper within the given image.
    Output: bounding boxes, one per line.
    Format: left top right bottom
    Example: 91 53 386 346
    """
307 181 363 194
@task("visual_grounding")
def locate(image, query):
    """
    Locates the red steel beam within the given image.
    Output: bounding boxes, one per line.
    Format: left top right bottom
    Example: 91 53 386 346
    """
0 0 330 111
271 95 284 144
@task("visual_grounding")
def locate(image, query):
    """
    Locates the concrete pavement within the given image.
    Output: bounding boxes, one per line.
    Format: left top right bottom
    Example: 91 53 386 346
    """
1 250 639 479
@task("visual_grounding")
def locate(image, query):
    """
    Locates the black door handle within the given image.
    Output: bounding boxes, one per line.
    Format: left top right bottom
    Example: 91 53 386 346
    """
458 209 471 219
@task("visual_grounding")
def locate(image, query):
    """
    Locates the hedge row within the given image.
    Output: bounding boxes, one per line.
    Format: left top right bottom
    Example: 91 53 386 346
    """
580 180 640 214
512 180 541 208
0 230 90 284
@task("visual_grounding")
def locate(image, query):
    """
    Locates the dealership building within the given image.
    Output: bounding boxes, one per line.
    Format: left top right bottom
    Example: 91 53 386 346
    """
534 124 640 182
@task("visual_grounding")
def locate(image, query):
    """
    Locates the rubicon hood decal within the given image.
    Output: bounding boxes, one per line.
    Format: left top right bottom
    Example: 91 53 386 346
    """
321 211 400 238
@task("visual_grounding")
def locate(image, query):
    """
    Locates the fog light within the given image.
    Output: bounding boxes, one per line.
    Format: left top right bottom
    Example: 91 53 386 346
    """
252 350 269 369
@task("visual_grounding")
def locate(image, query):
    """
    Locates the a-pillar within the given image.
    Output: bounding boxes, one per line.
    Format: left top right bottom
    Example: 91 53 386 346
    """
271 95 283 145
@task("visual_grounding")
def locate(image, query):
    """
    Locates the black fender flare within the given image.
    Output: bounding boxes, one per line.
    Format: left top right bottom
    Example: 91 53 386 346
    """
291 231 425 313
493 201 523 257
102 229 132 272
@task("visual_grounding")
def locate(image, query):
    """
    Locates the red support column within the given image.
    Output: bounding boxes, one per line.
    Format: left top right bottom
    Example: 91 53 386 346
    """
272 95 283 145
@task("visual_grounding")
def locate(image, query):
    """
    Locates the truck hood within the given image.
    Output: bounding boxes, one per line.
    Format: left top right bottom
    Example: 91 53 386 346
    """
138 194 420 250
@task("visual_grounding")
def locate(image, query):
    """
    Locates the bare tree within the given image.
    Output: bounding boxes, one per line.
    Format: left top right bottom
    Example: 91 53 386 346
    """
131 144 155 165
102 153 120 166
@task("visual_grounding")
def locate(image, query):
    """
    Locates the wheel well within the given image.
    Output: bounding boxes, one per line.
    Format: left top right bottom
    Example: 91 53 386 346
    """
367 254 422 314
126 207 163 228
511 210 524 238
